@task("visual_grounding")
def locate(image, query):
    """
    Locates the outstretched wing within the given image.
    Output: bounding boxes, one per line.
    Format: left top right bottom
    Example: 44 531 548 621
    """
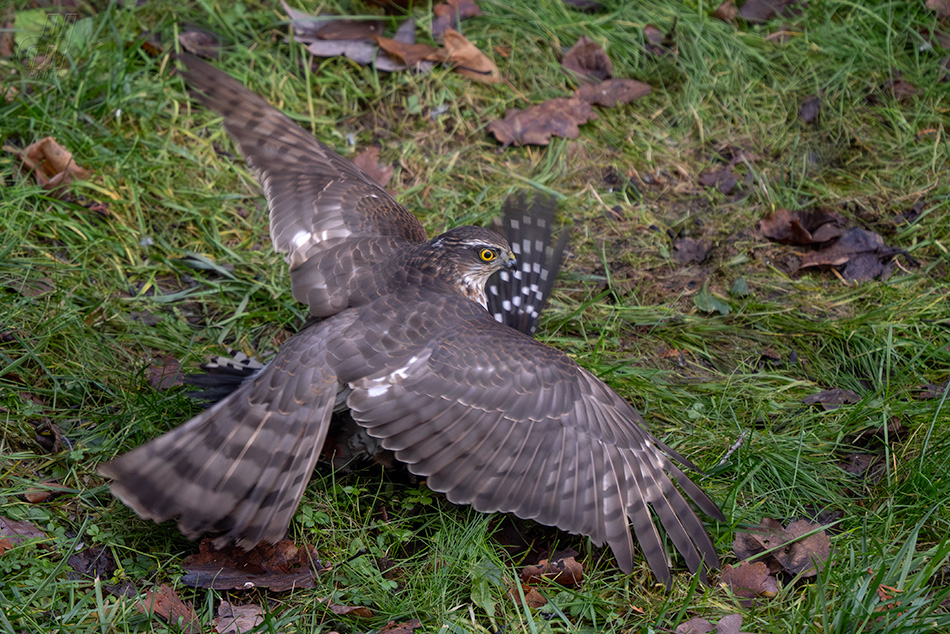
100 320 350 547
178 54 428 316
330 292 723 585
487 192 570 336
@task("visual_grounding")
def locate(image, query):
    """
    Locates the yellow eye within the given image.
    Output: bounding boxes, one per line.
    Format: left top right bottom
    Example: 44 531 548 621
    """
479 249 496 262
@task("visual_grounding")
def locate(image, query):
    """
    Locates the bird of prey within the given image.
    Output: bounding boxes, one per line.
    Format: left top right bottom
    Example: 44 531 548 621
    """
100 53 722 585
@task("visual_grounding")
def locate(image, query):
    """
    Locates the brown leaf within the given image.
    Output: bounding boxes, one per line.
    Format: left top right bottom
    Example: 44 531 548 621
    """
575 78 651 107
521 550 583 587
739 0 801 24
352 146 395 188
181 539 329 591
926 0 950 19
214 601 263 634
799 95 821 123
67 546 117 581
0 516 46 549
771 519 831 577
697 167 737 194
6 136 91 195
719 561 778 600
672 237 711 264
432 0 483 39
758 208 844 245
373 36 445 66
24 480 69 503
489 98 597 147
644 23 677 57
378 619 423 634
562 35 612 82
676 617 716 634
0 275 54 297
178 26 221 59
148 355 183 390
322 599 374 618
315 19 384 41
509 582 547 608
712 1 739 22
305 38 378 65
803 388 861 411
137 584 200 634
443 28 503 83
799 227 907 281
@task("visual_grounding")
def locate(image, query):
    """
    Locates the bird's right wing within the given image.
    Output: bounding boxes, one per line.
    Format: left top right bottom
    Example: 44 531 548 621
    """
179 54 428 316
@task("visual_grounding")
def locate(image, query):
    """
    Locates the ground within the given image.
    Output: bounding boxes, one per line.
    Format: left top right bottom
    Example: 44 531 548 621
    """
1 0 948 632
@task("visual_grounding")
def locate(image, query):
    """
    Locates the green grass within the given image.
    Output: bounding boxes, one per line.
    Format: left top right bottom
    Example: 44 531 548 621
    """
2 0 949 631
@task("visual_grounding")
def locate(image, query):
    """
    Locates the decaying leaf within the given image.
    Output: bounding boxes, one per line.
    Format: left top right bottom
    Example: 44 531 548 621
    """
562 35 612 82
6 136 91 195
643 23 677 57
712 1 739 23
521 550 583 587
739 0 801 24
927 0 950 19
137 584 201 634
799 227 908 282
378 619 423 634
759 208 844 245
352 146 395 188
214 601 263 634
677 614 754 634
732 518 831 578
562 0 603 12
672 237 711 264
509 582 547 608
67 545 117 580
374 35 444 67
148 355 184 390
697 167 737 194
799 94 821 123
25 480 69 503
0 516 46 554
489 98 597 147
803 388 861 411
320 599 374 618
719 561 778 601
575 78 651 107
443 28 503 83
181 538 329 591
432 0 482 39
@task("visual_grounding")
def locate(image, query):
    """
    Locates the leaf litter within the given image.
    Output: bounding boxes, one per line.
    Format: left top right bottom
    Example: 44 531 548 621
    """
181 538 330 591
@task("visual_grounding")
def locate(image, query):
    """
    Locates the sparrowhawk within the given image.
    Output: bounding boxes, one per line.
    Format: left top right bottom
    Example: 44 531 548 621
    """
100 53 723 585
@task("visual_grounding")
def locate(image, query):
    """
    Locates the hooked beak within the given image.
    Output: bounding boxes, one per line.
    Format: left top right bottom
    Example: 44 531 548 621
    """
505 253 517 269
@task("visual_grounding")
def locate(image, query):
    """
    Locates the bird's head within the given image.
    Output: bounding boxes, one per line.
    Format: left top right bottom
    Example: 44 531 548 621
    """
425 226 516 308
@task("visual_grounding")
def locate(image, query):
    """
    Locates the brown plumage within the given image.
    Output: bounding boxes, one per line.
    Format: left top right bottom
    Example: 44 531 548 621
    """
99 53 722 585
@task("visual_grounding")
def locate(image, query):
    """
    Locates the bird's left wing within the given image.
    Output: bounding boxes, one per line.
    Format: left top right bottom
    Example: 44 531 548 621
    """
329 293 722 585
178 54 428 316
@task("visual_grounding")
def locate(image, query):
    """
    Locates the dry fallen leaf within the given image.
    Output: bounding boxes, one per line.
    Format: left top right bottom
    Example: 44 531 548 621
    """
148 355 184 390
562 35 612 82
488 98 597 147
137 584 201 634
214 601 263 634
927 0 950 19
732 518 831 578
6 136 91 195
803 388 861 411
799 95 821 123
799 227 907 282
352 146 395 188
758 208 844 245
643 23 677 57
739 0 801 23
181 538 329 591
672 237 711 264
698 167 737 194
443 28 503 83
719 561 778 603
374 36 444 66
378 619 423 634
321 599 374 618
521 550 583 587
712 1 740 22
0 516 46 550
509 582 547 608
575 78 651 107
432 0 483 39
